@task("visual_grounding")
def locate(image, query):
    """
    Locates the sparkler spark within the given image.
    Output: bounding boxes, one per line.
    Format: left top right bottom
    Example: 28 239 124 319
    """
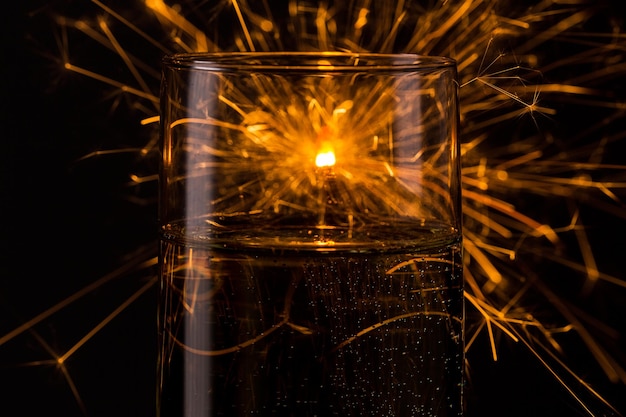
315 149 336 168
6 0 626 415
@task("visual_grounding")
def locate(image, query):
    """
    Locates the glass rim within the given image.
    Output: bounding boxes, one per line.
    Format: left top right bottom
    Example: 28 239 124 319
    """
162 52 456 72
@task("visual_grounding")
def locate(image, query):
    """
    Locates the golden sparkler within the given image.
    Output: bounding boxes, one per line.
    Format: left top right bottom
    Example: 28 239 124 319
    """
6 0 626 415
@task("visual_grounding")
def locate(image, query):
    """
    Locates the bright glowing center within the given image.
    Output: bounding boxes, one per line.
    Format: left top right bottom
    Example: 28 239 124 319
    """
315 127 337 168
315 150 336 168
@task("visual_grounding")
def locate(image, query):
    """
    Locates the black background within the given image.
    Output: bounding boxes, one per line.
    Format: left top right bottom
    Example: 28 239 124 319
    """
3 1 626 416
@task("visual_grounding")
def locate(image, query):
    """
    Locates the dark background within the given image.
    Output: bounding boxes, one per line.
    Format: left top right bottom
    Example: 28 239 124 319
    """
3 1 625 416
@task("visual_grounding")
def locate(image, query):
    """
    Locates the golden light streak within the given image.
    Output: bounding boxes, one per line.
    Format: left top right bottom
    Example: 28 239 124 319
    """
171 268 300 356
57 365 88 416
573 212 601 295
57 277 156 364
141 115 160 125
533 278 626 385
514 333 614 417
76 147 147 162
91 0 171 53
415 0 473 52
539 252 626 289
464 230 516 260
494 149 542 171
0 257 156 346
130 174 159 184
171 315 289 356
465 292 520 360
230 0 255 52
463 189 560 243
464 238 503 287
517 9 593 54
63 63 159 103
462 205 514 238
97 17 153 102
145 0 211 51
332 311 461 353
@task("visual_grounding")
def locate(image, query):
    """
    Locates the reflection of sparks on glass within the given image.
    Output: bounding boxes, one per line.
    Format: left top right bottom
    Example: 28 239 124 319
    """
170 66 453 225
6 0 626 414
